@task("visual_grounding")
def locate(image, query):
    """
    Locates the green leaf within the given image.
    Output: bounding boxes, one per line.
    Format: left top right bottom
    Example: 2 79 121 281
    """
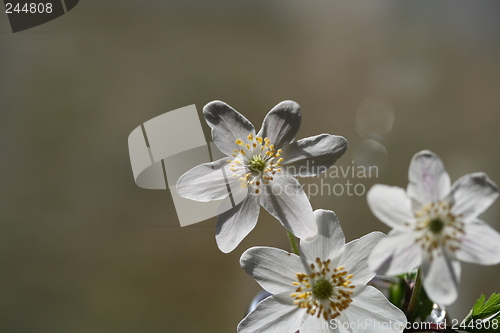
472 293 500 320
462 293 500 332
413 286 434 322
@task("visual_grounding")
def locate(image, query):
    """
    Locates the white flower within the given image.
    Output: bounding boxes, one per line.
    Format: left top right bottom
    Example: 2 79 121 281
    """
367 150 500 305
177 101 348 253
238 210 407 333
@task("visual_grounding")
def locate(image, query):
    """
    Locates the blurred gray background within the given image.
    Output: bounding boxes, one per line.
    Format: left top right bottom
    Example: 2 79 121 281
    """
1 1 500 332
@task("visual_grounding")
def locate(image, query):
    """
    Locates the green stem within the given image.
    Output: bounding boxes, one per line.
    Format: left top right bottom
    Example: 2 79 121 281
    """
287 231 300 255
407 268 422 320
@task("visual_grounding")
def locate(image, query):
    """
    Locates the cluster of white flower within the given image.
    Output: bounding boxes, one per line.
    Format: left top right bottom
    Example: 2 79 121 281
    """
176 100 500 333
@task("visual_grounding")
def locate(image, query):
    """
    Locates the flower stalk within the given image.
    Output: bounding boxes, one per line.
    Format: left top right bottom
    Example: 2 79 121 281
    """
286 230 300 255
407 268 422 321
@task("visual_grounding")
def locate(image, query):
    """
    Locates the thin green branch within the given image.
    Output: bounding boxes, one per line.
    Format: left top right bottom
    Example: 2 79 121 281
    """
287 231 300 255
407 268 422 321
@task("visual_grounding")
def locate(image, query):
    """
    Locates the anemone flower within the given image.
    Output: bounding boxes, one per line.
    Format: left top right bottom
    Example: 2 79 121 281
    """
238 209 407 333
177 101 347 253
368 150 500 305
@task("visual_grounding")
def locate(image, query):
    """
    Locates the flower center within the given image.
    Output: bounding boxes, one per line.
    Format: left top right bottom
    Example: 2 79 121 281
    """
248 156 266 173
413 202 465 253
291 258 354 321
428 218 444 234
312 279 333 300
227 134 284 194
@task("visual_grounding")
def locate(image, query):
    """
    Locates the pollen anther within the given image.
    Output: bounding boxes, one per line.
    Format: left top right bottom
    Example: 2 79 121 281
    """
230 134 285 190
291 260 354 321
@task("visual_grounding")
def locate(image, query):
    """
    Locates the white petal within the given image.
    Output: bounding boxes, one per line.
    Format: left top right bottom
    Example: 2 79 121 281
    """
176 158 237 202
300 210 345 269
343 285 407 333
216 194 259 253
257 100 301 149
421 249 460 305
407 150 451 204
237 292 304 333
342 232 385 285
368 232 422 276
450 173 499 222
367 185 416 229
455 219 500 265
261 175 318 240
281 134 348 177
240 247 304 294
203 101 255 156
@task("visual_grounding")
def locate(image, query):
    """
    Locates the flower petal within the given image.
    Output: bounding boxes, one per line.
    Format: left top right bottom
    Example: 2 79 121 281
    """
281 134 348 177
450 172 499 222
260 175 317 240
343 285 407 333
257 100 301 149
407 150 451 204
368 231 422 276
421 249 460 305
367 185 416 229
455 219 500 265
216 194 259 253
176 157 237 202
240 246 304 294
237 292 304 333
342 232 385 285
300 210 345 269
203 101 255 156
